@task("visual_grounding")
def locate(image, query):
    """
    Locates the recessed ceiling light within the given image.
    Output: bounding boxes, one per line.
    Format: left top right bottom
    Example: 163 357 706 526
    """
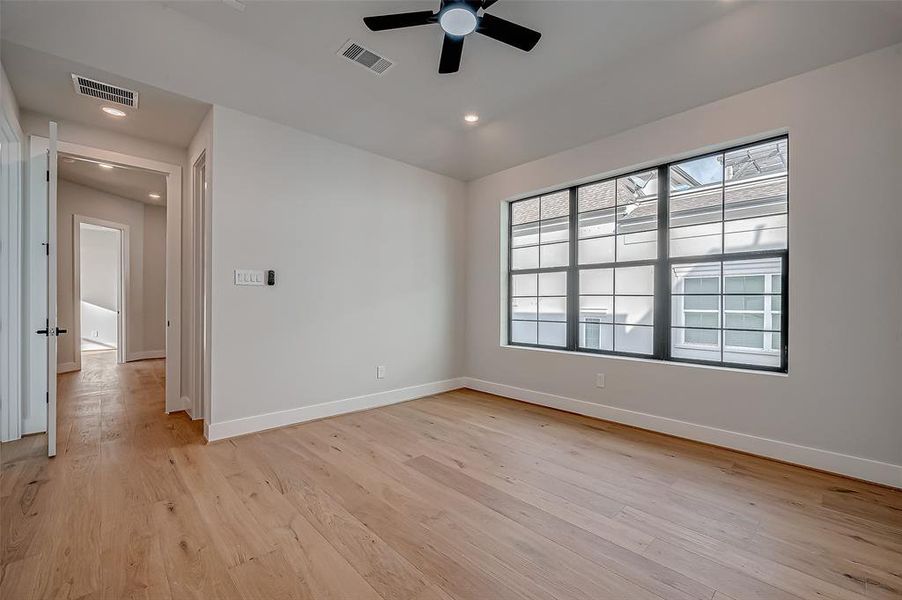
62 157 75 164
102 106 127 117
463 113 479 123
149 193 161 199
98 163 115 170
440 5 478 37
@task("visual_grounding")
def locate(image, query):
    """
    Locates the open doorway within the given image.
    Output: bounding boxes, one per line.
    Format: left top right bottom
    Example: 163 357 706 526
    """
56 152 167 375
75 219 126 361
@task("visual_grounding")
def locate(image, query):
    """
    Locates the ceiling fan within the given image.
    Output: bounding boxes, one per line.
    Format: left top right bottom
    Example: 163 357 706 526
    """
363 0 541 74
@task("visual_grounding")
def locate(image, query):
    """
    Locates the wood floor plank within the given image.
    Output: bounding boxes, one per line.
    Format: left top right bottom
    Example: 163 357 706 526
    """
3 354 901 600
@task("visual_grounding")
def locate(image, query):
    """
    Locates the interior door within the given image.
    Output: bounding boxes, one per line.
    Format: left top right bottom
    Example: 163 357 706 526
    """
46 122 59 457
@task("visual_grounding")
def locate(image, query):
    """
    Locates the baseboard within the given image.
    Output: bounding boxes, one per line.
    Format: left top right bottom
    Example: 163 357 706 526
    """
205 377 466 442
126 350 165 361
462 377 902 489
57 362 78 374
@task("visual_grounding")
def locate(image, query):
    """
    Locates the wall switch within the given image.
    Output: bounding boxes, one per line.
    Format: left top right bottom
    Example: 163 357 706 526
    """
234 269 265 286
376 365 386 379
596 373 605 388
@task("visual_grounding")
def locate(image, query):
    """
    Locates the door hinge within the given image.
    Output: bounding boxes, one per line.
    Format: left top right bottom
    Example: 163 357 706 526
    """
46 391 49 404
42 242 49 256
46 170 50 182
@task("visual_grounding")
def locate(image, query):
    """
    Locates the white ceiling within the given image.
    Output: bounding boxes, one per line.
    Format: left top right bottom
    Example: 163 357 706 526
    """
1 42 210 149
59 152 168 206
3 1 902 180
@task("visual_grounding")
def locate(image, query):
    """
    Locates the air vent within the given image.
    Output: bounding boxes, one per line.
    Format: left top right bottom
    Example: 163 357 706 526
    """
71 74 139 109
339 40 393 76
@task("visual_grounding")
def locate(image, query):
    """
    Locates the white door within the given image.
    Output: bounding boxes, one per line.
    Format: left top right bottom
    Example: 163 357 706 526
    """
46 122 60 457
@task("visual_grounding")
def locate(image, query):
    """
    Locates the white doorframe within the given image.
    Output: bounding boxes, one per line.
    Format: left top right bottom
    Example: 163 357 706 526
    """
192 151 210 421
27 137 183 416
72 215 129 368
0 108 23 442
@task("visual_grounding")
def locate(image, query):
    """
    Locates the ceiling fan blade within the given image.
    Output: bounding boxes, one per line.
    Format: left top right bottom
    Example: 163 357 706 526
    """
438 34 464 74
476 12 541 52
363 10 436 31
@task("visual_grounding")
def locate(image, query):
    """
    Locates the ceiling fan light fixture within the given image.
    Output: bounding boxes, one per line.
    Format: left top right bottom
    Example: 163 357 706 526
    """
439 5 478 37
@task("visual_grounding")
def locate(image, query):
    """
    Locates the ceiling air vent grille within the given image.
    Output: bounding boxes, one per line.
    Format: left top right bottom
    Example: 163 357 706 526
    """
339 40 393 76
71 74 139 108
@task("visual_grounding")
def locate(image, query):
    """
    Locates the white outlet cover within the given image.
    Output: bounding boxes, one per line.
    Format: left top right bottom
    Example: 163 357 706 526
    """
596 373 605 388
376 365 386 379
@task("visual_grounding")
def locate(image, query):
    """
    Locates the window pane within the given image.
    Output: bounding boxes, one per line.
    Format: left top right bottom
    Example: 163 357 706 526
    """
538 272 566 296
670 154 723 193
540 242 569 268
511 273 537 297
578 236 614 265
724 275 765 294
771 332 782 351
511 222 539 247
511 321 537 344
617 170 657 205
579 268 613 295
672 262 721 293
724 312 765 330
724 214 787 253
725 330 764 349
615 324 653 354
538 322 567 347
511 297 537 320
579 296 613 323
540 216 569 244
540 191 569 220
578 209 615 238
771 274 782 294
670 222 722 257
578 180 615 212
615 296 654 326
511 197 539 225
724 295 765 311
538 297 566 322
670 187 722 228
672 329 721 361
684 294 719 311
617 200 657 234
615 265 655 295
616 231 657 262
685 312 720 328
685 277 719 294
725 177 787 219
724 139 787 183
580 321 613 351
511 246 539 270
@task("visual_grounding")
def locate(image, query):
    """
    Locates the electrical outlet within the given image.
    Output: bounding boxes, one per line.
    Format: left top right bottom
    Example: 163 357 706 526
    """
376 365 386 379
596 373 605 388
91 330 100 338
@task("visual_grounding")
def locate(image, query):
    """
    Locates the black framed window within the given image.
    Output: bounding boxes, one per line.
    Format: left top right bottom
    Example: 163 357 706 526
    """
507 136 788 372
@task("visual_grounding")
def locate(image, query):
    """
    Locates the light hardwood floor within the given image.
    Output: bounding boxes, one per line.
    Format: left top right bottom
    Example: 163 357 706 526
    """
2 351 901 599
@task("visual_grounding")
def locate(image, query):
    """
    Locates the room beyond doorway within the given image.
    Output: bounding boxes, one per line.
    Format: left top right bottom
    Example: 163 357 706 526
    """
77 221 123 357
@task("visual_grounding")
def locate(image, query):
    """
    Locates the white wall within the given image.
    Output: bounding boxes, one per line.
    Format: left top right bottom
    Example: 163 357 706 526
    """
0 63 25 441
465 45 902 482
79 225 119 310
206 106 466 433
57 180 166 365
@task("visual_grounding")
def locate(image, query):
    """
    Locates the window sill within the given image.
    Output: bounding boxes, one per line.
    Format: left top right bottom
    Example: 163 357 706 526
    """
501 343 788 377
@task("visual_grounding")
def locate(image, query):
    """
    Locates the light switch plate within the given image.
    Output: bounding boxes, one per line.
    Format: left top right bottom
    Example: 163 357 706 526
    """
234 269 265 286
596 373 605 388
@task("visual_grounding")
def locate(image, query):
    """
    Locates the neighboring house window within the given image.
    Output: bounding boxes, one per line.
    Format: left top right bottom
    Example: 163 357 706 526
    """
508 136 788 372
